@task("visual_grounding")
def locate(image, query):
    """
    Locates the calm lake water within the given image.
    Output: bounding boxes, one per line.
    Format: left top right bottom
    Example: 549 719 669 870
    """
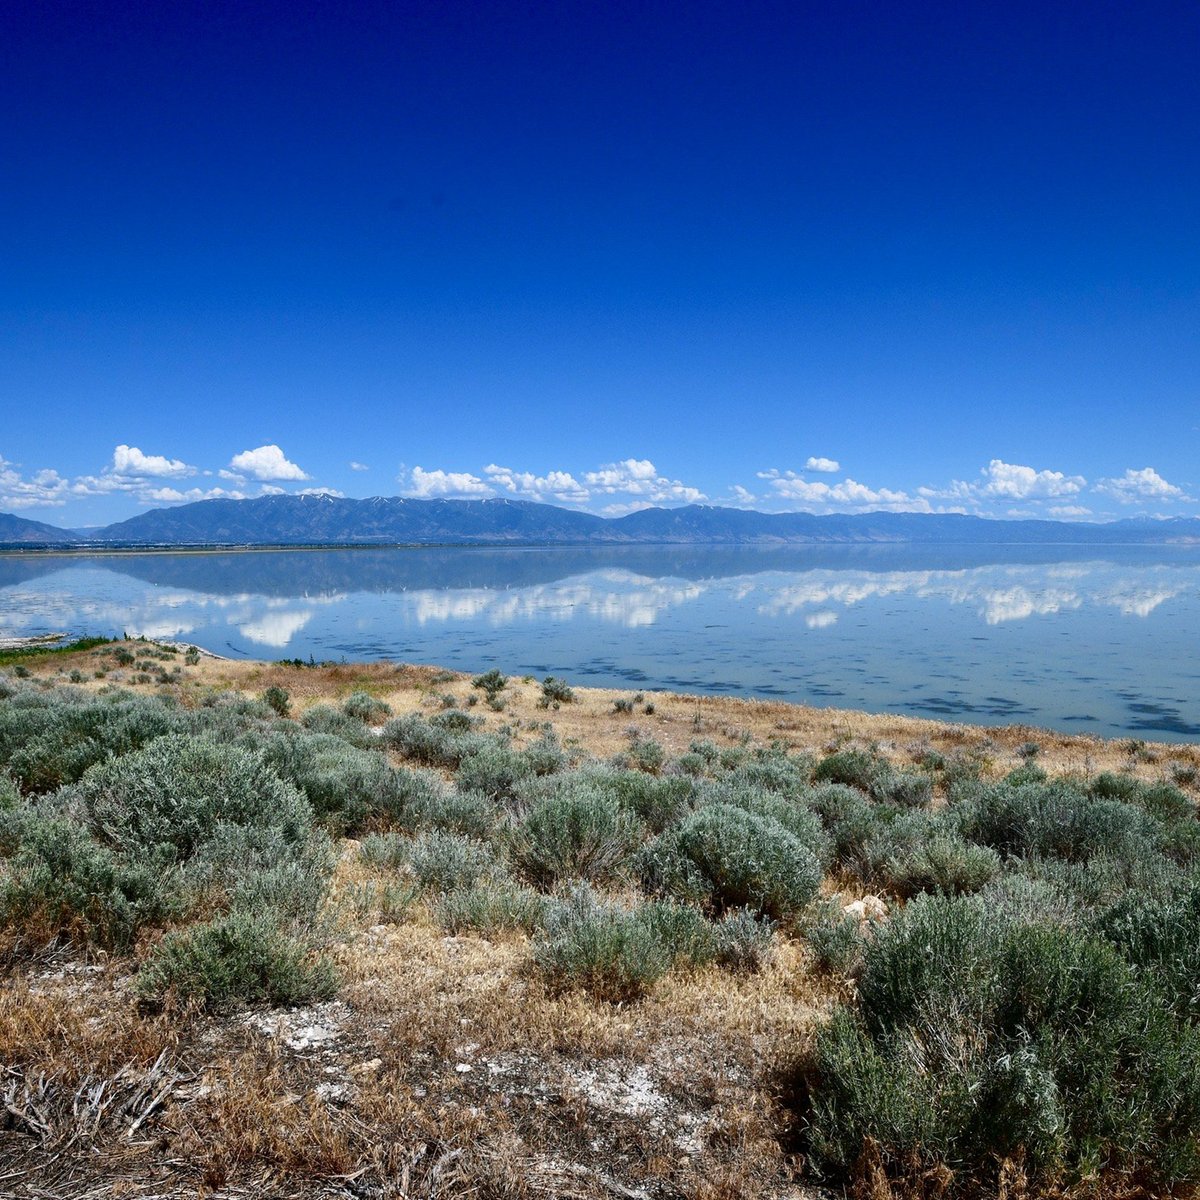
3 545 1200 740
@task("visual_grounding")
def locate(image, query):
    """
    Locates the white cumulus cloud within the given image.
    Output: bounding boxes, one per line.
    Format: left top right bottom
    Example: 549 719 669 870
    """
405 467 493 497
484 464 590 504
141 486 247 504
584 459 704 504
111 444 195 478
978 459 1086 500
762 469 929 512
0 457 70 508
1095 467 1191 504
228 444 310 481
349 461 370 471
804 456 840 473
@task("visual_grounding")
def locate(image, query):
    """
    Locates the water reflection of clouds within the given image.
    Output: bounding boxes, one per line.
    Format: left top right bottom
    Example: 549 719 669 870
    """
239 610 314 647
409 574 706 629
1 563 1198 653
0 582 347 649
398 565 1197 630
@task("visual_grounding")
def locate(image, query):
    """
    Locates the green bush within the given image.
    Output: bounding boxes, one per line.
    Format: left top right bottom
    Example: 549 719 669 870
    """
621 735 665 774
0 813 171 950
511 787 642 889
455 743 533 805
262 686 290 716
806 783 874 860
342 690 392 725
1099 883 1200 1021
563 765 694 833
417 788 501 840
136 911 337 1011
806 908 870 978
539 676 575 706
434 881 547 937
358 831 411 869
872 771 933 809
711 908 774 973
813 748 888 793
0 774 19 811
472 669 507 700
259 730 437 833
383 712 487 768
185 823 333 928
0 690 178 794
532 886 670 1002
300 704 376 748
635 899 717 967
408 829 497 893
641 803 822 920
950 778 1165 865
802 893 1200 1191
521 728 568 776
698 779 831 866
69 735 311 863
878 831 1001 898
723 753 814 797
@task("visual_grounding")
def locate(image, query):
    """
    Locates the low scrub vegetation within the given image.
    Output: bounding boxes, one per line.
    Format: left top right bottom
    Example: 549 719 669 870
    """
0 659 1197 1197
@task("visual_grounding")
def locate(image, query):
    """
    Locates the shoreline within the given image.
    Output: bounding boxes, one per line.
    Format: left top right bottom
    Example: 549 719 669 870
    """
5 636 1195 779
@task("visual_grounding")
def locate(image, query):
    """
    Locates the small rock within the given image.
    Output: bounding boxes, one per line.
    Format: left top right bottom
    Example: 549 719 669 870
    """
844 895 888 923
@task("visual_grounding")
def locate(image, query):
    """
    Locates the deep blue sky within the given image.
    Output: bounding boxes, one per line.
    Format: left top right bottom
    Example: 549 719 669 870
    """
3 0 1198 524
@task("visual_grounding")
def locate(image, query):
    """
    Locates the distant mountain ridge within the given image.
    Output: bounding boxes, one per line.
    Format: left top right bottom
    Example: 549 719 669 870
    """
3 494 1200 547
0 511 80 545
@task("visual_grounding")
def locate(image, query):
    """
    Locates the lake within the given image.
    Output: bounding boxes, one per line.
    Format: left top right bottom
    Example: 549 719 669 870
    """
3 544 1199 740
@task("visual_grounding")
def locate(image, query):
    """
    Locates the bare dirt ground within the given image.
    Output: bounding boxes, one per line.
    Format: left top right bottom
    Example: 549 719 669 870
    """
2 641 1196 1198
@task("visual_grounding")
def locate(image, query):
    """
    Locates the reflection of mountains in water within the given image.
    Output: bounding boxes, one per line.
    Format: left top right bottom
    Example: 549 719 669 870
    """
4 543 1200 600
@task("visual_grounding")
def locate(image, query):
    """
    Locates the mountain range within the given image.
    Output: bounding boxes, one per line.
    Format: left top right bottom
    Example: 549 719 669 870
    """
3 494 1200 547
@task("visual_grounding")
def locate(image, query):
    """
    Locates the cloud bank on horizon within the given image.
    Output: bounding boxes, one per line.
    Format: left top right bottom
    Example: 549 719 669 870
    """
0 444 1195 525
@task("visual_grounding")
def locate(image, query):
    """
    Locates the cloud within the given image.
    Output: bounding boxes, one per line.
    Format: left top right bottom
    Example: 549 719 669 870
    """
111 444 195 478
405 466 493 497
585 459 658 490
349 461 370 471
728 485 758 506
917 459 1088 513
1095 467 1191 504
600 500 656 516
140 486 247 504
1047 505 1093 518
228 444 310 481
763 470 930 512
484 464 590 504
804 456 840 473
0 457 70 508
297 487 345 497
978 459 1086 500
584 459 705 504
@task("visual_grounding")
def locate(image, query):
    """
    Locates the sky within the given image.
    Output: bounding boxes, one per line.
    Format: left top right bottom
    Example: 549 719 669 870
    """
2 0 1198 527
